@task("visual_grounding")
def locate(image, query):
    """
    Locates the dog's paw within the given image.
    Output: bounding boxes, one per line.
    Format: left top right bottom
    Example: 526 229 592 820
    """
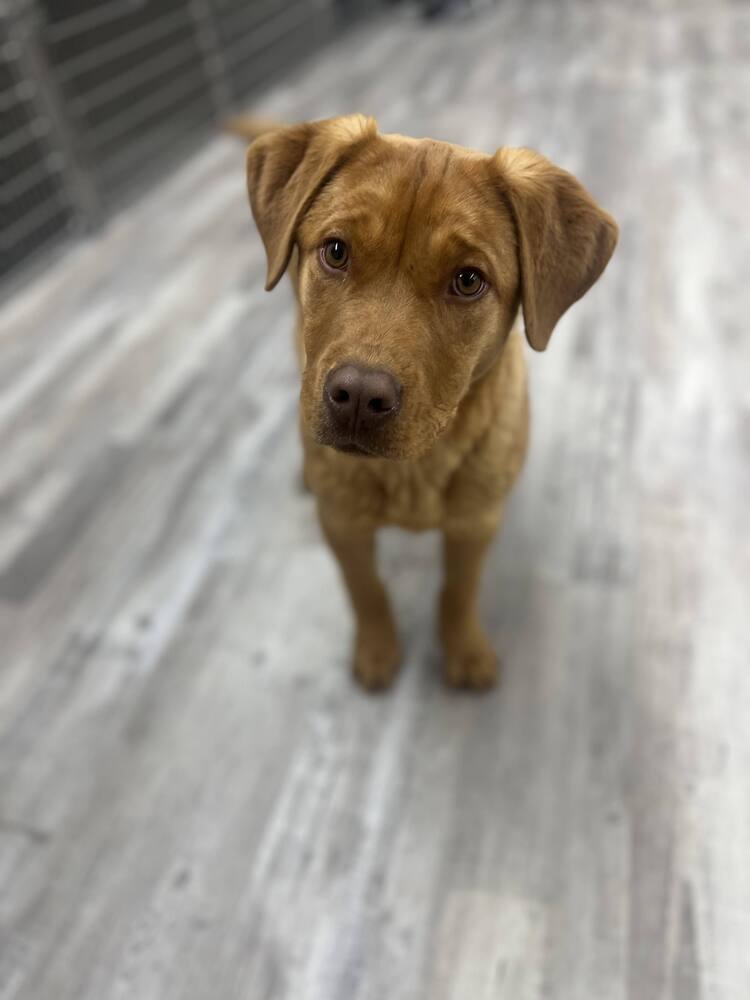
442 628 498 690
352 623 400 691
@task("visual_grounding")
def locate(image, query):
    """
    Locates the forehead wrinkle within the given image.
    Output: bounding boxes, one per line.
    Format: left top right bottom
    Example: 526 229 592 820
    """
394 146 430 268
416 155 500 246
431 224 493 252
311 173 402 242
325 207 382 232
427 209 501 256
434 145 453 184
434 239 494 277
444 155 497 200
307 198 387 245
311 147 500 263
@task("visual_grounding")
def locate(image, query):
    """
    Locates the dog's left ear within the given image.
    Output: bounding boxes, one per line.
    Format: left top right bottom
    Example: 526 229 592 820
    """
246 114 377 290
493 148 618 351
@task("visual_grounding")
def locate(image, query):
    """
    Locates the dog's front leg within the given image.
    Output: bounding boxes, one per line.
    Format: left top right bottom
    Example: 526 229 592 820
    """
320 515 400 691
439 530 498 689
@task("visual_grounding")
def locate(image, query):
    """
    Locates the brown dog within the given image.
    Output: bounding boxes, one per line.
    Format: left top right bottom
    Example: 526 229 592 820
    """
234 115 617 690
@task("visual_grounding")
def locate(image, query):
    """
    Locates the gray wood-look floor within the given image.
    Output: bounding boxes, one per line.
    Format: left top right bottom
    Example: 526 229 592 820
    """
2 2 749 997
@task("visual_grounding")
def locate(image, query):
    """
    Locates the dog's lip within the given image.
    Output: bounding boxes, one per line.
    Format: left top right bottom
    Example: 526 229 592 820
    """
332 440 377 457
316 419 386 458
319 429 381 457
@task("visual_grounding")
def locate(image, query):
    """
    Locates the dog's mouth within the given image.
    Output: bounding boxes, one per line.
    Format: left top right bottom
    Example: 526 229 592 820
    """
337 442 371 456
314 419 390 458
328 438 379 458
312 407 389 458
313 414 437 462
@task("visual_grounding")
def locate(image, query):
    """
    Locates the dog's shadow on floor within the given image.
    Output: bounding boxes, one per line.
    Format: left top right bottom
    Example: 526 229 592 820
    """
376 517 538 695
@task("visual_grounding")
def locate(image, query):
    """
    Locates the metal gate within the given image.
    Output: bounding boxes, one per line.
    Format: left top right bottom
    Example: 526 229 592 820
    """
0 0 363 287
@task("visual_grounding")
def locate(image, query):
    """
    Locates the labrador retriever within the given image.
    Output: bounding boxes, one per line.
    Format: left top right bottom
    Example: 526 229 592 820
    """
232 115 618 690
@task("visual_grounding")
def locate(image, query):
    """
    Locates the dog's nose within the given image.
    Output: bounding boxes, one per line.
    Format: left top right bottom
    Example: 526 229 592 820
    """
325 364 402 433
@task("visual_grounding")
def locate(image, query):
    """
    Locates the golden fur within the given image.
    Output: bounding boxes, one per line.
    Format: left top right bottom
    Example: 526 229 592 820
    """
234 115 617 690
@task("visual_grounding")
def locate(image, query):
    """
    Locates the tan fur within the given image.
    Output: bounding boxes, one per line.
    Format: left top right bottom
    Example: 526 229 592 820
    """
238 115 617 690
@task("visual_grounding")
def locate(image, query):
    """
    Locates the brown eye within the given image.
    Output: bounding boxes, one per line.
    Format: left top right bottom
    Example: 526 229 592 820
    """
452 268 486 298
322 238 349 270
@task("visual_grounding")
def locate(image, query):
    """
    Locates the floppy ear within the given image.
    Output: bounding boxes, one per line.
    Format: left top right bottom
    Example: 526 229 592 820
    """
494 148 618 351
245 114 377 290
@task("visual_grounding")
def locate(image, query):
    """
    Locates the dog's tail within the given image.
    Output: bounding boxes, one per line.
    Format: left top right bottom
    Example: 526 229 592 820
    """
224 115 283 144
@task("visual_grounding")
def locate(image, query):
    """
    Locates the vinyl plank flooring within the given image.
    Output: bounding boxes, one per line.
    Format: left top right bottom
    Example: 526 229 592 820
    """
1 1 749 998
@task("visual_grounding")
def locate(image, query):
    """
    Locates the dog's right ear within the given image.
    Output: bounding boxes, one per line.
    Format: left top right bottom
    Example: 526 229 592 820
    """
245 115 377 290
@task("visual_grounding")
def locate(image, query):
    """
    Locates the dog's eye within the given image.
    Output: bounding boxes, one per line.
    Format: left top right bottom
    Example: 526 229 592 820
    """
452 268 486 298
322 239 349 270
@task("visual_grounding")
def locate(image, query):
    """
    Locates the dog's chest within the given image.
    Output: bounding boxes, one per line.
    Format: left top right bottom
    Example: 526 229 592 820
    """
304 444 456 530
364 458 460 530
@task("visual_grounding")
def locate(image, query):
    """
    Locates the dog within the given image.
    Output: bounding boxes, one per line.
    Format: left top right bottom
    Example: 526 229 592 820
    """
231 115 618 691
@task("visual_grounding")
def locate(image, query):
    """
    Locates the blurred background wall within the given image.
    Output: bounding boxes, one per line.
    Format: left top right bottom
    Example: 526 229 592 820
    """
0 0 377 286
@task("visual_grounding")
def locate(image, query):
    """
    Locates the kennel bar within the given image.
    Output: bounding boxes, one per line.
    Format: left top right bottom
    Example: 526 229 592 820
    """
0 0 378 288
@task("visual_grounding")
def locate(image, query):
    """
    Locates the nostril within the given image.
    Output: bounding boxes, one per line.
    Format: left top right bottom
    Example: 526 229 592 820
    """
367 397 390 414
331 388 350 404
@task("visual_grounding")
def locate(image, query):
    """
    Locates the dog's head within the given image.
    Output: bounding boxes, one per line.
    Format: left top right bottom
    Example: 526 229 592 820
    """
245 115 617 460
